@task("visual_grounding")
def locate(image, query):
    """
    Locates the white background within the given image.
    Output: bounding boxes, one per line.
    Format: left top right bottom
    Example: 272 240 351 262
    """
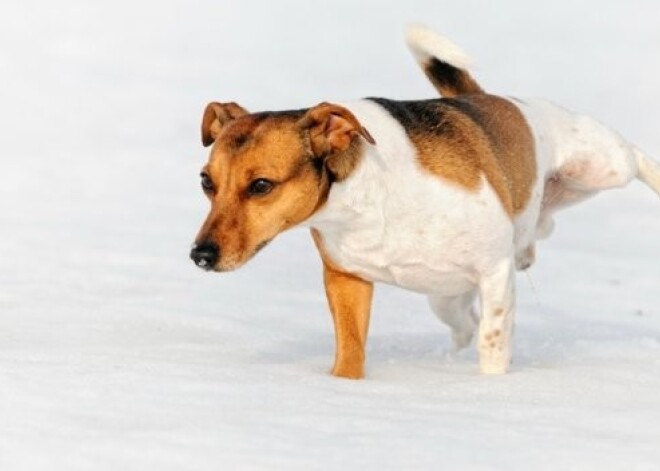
1 1 659 469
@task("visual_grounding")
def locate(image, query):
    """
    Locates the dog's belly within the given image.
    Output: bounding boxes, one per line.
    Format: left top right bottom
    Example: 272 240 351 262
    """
313 176 513 296
326 241 478 295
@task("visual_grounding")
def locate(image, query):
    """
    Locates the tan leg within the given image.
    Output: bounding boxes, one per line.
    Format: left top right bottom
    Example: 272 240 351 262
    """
323 264 373 379
312 230 374 379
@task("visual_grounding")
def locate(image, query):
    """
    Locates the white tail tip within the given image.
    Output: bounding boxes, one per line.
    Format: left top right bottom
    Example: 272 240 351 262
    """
405 23 473 70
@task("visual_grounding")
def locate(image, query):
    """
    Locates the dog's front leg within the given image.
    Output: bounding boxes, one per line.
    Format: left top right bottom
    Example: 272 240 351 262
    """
312 229 373 379
322 264 373 379
477 258 516 375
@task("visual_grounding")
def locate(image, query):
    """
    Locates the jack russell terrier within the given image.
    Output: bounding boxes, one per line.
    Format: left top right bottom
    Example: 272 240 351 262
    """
190 25 660 379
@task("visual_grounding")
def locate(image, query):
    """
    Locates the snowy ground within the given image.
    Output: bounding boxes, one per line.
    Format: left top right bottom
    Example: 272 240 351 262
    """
1 1 660 470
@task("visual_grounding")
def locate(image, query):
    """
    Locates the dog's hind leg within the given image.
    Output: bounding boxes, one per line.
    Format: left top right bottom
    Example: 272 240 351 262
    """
427 290 478 351
538 115 660 225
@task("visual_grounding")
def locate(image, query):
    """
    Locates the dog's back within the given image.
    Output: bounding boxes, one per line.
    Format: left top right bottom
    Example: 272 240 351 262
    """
404 24 660 251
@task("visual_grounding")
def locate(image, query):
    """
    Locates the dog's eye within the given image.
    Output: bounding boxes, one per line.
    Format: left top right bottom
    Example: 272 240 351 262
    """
247 178 274 196
200 173 214 192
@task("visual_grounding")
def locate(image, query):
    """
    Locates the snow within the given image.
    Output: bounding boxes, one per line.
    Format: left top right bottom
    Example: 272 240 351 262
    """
1 1 660 469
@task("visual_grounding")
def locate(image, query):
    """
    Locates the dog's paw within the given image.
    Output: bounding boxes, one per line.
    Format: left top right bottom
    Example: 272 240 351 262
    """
451 331 474 351
331 362 365 380
479 349 511 375
515 244 536 271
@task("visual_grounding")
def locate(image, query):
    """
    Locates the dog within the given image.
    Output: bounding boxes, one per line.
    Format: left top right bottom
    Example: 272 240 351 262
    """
190 25 660 379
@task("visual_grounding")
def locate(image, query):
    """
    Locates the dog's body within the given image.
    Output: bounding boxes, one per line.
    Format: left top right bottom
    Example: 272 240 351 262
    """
191 25 660 379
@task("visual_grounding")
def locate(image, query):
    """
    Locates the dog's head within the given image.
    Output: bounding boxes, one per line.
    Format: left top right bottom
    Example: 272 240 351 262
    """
190 101 375 272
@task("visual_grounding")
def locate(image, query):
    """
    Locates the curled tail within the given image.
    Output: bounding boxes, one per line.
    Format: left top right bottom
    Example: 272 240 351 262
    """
405 24 484 97
634 148 660 196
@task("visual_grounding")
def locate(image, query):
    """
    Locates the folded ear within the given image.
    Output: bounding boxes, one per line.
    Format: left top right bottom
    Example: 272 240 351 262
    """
299 102 376 156
201 102 249 147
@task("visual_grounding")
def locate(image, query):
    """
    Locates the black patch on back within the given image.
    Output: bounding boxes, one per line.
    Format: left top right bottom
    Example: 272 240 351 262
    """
367 96 495 141
366 97 456 136
367 97 443 128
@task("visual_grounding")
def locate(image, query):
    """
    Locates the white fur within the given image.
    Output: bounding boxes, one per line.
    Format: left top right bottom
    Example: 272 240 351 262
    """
636 147 660 192
513 97 659 238
405 23 473 70
307 100 517 373
305 97 660 375
307 100 513 295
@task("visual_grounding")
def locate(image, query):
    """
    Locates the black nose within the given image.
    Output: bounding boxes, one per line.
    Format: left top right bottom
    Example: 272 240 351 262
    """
190 242 220 269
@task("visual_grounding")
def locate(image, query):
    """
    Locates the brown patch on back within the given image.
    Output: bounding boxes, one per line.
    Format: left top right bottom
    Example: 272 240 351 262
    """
466 95 537 215
409 103 486 192
372 95 536 217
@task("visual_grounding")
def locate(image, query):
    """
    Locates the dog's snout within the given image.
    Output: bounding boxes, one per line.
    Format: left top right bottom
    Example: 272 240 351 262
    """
190 242 220 269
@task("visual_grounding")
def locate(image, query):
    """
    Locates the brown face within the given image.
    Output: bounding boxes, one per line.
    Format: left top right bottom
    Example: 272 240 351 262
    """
190 101 375 272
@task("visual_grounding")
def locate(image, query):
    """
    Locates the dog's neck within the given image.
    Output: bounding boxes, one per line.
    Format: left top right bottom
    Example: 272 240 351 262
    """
305 143 384 235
